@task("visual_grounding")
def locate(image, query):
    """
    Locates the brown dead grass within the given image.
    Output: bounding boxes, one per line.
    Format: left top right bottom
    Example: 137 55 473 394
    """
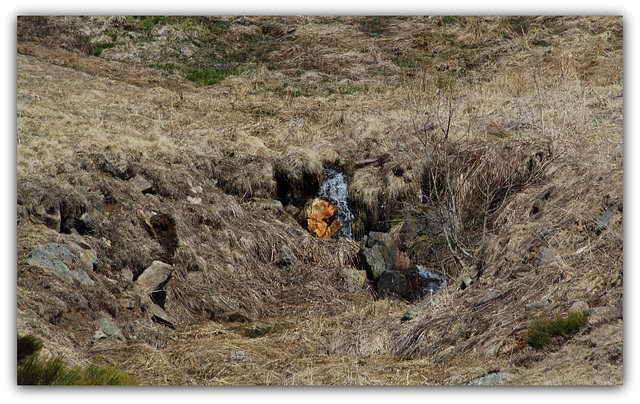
17 16 622 385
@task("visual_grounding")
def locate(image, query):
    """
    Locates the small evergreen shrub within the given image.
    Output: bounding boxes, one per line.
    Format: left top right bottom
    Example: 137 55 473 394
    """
523 311 588 349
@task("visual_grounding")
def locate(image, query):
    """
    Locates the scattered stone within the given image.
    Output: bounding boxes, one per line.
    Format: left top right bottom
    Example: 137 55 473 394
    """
464 372 511 386
144 299 175 329
460 275 474 290
186 195 202 205
230 350 249 361
276 245 298 266
284 204 300 217
356 232 398 280
525 298 551 311
535 247 555 272
416 265 447 294
401 295 437 321
95 316 125 341
594 205 617 234
569 300 590 315
129 174 154 193
135 260 174 294
377 270 411 300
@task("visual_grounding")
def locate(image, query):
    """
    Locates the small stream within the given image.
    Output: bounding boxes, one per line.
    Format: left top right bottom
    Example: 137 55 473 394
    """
318 166 354 239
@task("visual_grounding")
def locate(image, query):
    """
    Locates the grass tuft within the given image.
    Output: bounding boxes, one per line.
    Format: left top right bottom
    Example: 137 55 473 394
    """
523 311 588 349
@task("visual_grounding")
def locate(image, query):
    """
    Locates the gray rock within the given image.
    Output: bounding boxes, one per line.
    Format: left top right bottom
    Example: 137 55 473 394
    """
535 247 555 272
401 295 437 321
145 299 175 328
276 245 298 266
129 174 153 193
45 242 74 266
377 270 411 300
186 196 202 205
26 246 74 283
569 300 590 315
95 316 125 341
68 241 99 271
460 275 474 290
464 372 511 386
594 205 617 234
71 269 94 286
357 232 398 280
399 206 442 244
525 298 551 311
135 261 174 294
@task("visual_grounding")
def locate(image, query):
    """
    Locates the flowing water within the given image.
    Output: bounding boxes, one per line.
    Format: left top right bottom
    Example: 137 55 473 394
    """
318 166 354 239
416 265 447 294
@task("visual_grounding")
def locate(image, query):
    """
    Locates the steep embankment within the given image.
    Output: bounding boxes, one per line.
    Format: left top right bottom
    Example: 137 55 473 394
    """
17 16 622 385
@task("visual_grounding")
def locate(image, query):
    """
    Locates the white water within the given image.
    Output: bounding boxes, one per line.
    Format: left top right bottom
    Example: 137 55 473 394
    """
416 265 447 294
318 166 354 239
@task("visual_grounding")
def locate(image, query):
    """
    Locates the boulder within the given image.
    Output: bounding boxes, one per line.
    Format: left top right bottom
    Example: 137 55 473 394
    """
377 270 411 300
74 212 96 235
135 260 174 295
301 197 343 238
356 232 398 280
525 298 551 311
26 243 94 286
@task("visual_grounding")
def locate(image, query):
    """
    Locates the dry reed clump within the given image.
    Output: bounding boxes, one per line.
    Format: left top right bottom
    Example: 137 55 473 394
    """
213 154 276 200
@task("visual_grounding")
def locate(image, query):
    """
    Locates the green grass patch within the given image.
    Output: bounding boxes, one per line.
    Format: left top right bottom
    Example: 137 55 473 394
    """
523 311 588 349
17 333 137 385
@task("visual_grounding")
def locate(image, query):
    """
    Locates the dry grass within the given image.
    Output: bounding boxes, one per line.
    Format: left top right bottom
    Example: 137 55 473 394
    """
17 16 622 385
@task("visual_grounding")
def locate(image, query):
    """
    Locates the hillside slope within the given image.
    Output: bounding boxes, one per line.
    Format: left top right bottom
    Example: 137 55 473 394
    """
17 16 622 385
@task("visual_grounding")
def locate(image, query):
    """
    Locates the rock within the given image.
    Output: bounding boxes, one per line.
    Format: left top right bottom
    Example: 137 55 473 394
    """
129 174 154 193
135 261 174 294
341 267 368 293
356 232 399 280
26 246 74 282
377 270 411 300
569 300 590 315
186 196 202 205
401 295 436 321
301 197 342 238
535 247 555 272
67 241 98 271
460 275 474 290
276 245 298 266
74 212 96 235
284 204 300 217
144 299 175 329
95 316 125 341
525 298 551 311
594 205 617 234
416 265 447 294
26 244 93 285
399 206 442 244
464 372 511 386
